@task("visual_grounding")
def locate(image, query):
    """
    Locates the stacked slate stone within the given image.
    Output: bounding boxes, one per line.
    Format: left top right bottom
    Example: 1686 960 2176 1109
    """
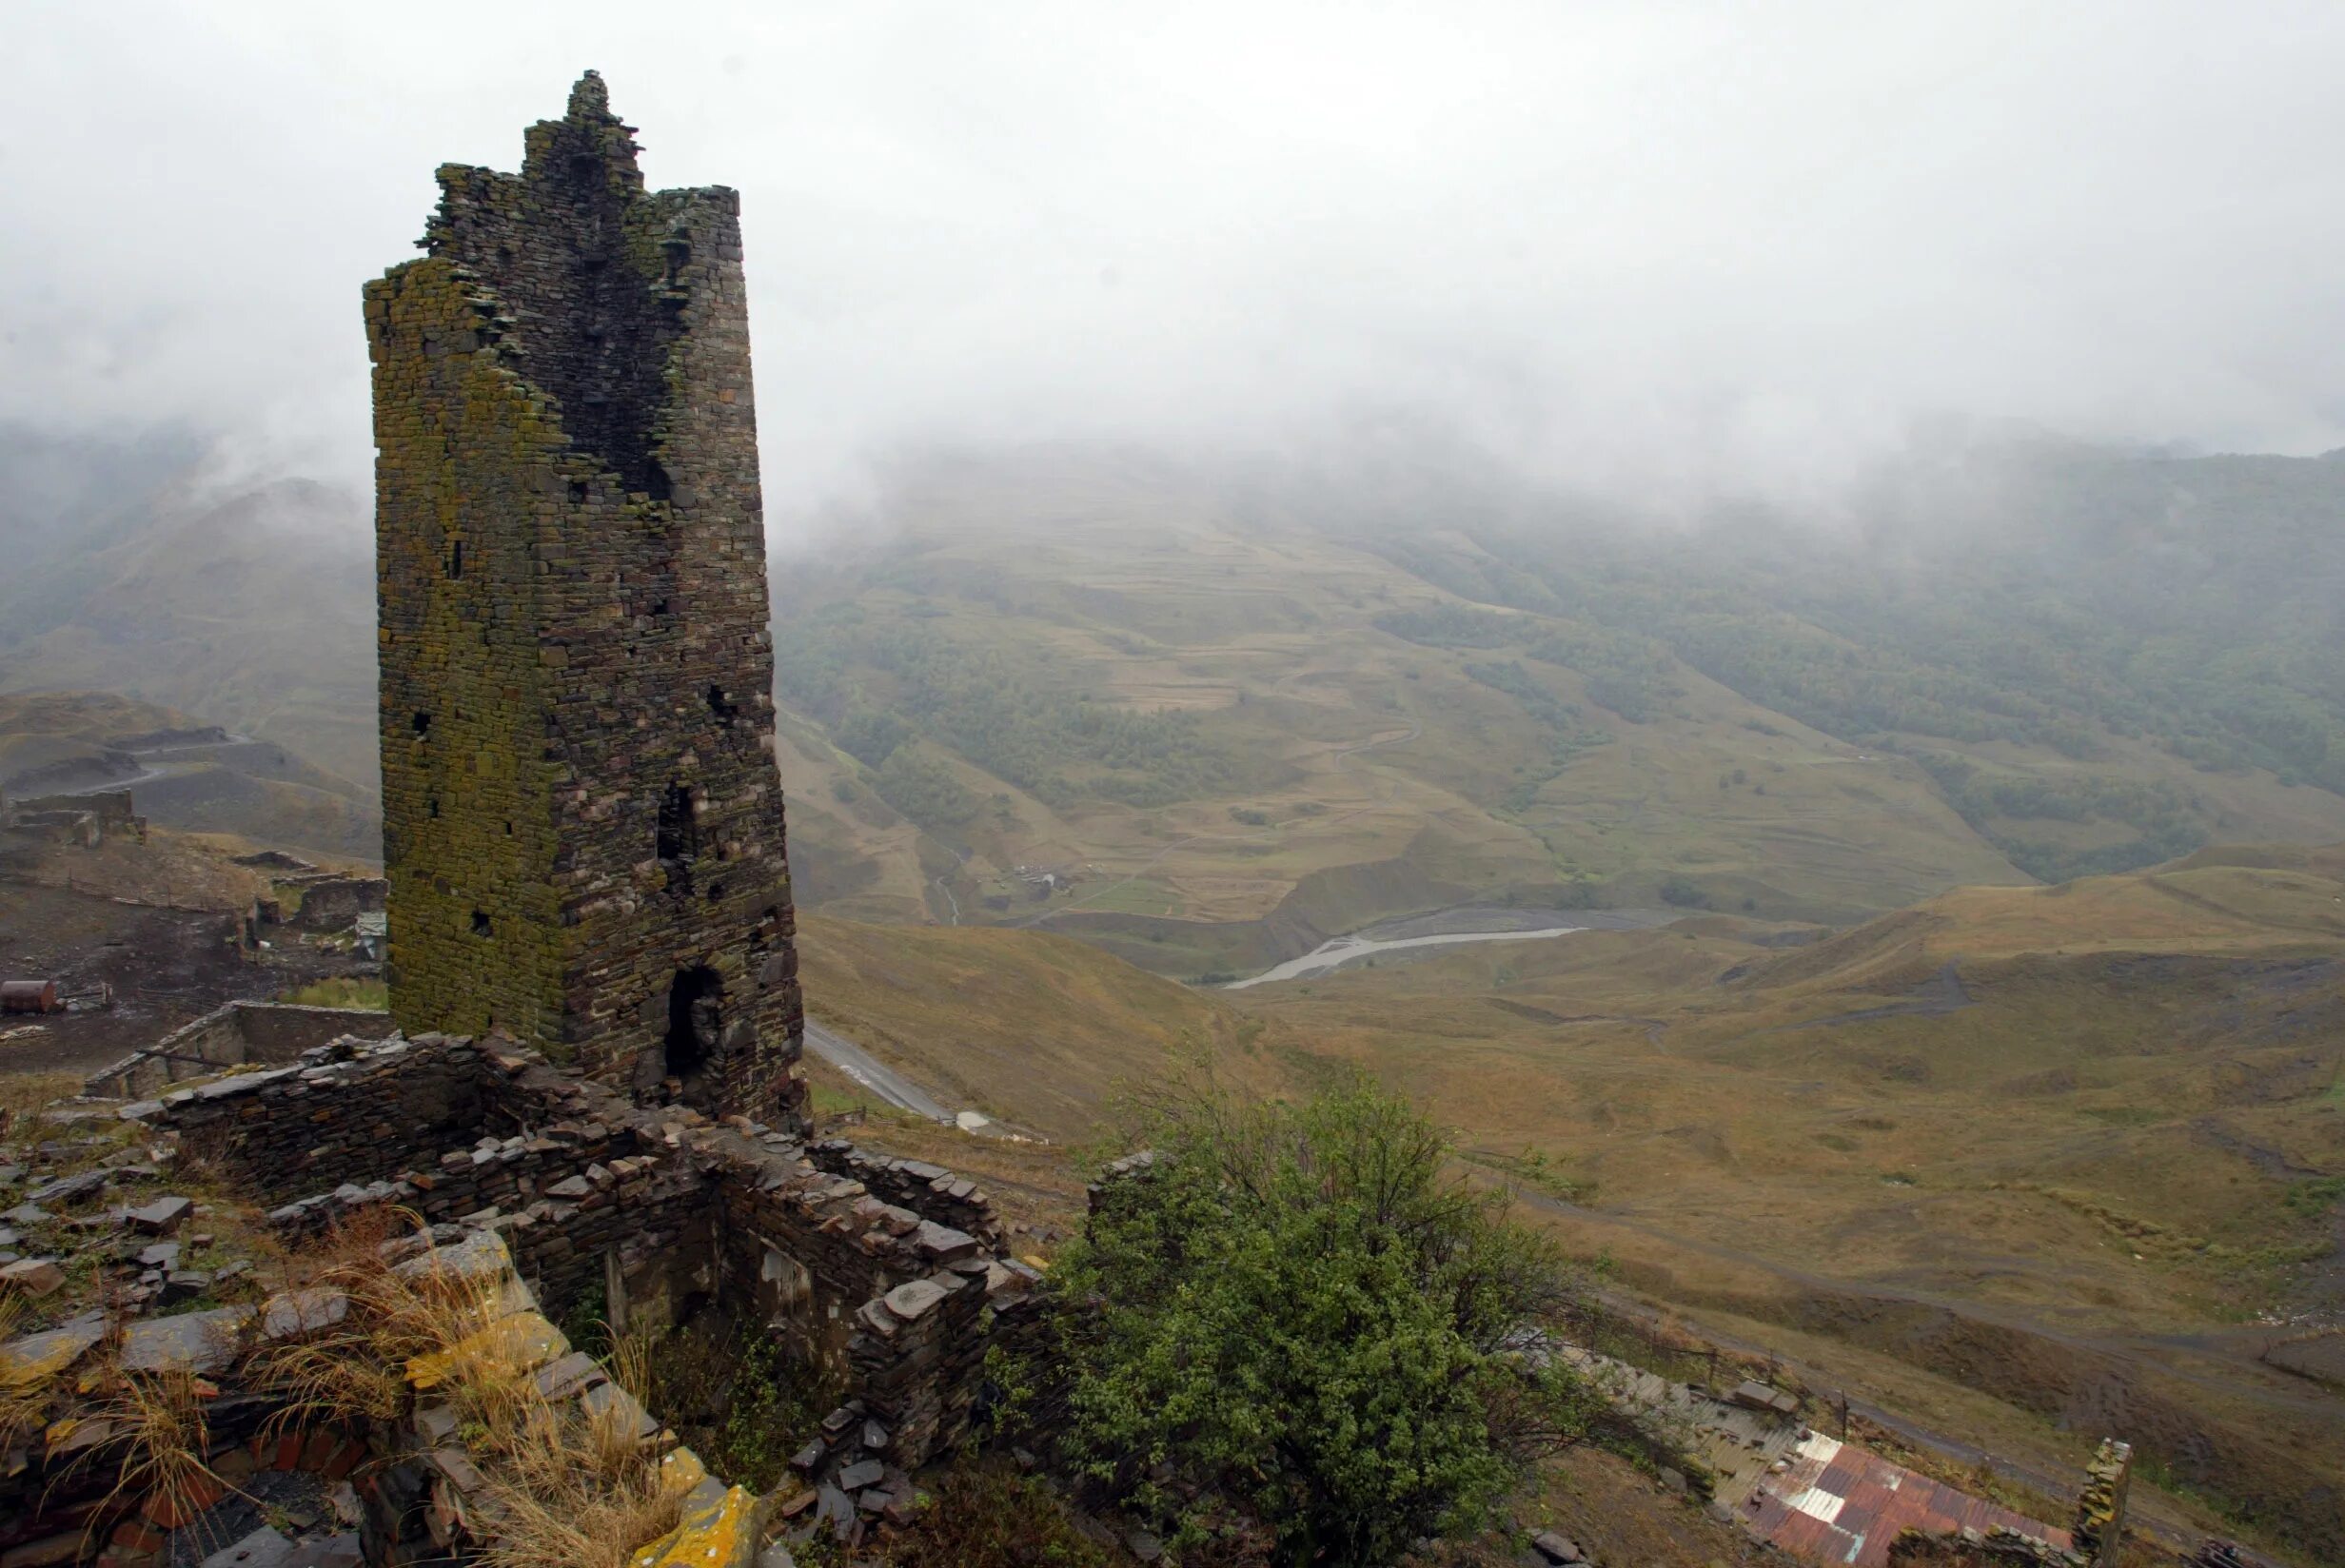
366 70 805 1128
807 1138 1004 1246
123 1034 505 1205
2070 1440 2133 1568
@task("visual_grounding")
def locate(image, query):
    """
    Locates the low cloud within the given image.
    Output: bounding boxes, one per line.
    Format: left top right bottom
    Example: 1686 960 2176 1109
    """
9 1 2345 539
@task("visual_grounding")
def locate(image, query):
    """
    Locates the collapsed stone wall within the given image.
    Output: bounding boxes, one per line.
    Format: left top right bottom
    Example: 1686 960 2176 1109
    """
276 874 387 931
805 1138 1004 1247
85 1002 401 1098
367 71 804 1128
130 1030 1034 1480
14 790 140 823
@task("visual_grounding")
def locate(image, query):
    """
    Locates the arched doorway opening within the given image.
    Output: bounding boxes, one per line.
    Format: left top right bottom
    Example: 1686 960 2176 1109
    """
663 965 722 1108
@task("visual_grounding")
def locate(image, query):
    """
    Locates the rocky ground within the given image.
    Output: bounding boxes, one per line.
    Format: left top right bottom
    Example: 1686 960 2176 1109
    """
0 882 367 1077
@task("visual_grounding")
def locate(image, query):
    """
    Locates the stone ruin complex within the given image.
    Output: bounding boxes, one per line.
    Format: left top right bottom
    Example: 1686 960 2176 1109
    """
0 71 2159 1568
368 70 803 1127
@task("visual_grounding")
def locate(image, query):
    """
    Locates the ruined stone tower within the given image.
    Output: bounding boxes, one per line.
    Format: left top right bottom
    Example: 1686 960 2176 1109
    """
365 71 805 1127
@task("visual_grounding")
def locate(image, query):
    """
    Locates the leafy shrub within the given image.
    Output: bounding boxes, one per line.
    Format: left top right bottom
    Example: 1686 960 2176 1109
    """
1049 1077 1602 1566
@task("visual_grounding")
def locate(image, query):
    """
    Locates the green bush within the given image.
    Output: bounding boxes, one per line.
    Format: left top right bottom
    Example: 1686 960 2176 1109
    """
1048 1077 1602 1566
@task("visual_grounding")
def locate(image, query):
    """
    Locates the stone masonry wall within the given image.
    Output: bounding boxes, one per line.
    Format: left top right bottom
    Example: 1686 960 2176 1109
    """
806 1138 1004 1247
366 70 805 1127
132 1033 507 1204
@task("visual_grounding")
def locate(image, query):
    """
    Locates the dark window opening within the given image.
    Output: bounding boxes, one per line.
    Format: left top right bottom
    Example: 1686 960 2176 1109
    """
412 712 431 738
749 905 782 958
663 966 722 1108
427 797 440 819
568 152 601 184
642 461 672 503
705 881 726 904
447 539 463 578
504 821 514 836
705 684 737 722
657 784 697 891
568 479 589 505
648 598 670 618
471 910 492 936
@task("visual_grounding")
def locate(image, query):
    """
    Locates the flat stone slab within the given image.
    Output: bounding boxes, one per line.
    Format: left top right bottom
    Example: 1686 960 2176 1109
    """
581 1379 660 1441
393 1226 509 1284
882 1279 948 1321
263 1287 351 1341
532 1347 606 1401
1728 1379 1800 1416
1532 1530 1585 1563
127 1194 194 1234
283 1536 364 1568
912 1220 978 1262
0 1310 108 1388
0 1257 66 1296
836 1458 885 1491
27 1170 108 1207
120 1305 246 1374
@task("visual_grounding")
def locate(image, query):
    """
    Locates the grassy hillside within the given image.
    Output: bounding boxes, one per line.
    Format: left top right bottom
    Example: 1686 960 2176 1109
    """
796 848 2345 1555
769 454 2065 948
0 461 377 799
796 913 1298 1141
0 690 378 860
763 447 2345 969
1231 852 2345 1558
9 436 2342 947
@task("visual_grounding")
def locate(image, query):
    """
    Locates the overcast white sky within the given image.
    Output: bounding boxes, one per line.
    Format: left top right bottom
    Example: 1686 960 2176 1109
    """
8 0 2345 526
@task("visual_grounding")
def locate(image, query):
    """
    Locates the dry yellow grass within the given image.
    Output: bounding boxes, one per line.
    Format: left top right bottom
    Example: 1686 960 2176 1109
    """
798 914 1300 1140
250 1212 688 1568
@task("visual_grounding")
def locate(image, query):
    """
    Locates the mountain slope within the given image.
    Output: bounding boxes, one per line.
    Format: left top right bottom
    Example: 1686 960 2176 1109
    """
761 446 2345 966
0 446 377 799
1231 849 2345 1558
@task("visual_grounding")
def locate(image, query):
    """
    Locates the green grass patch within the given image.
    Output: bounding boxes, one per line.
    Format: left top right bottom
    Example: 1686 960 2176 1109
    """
274 977 388 1009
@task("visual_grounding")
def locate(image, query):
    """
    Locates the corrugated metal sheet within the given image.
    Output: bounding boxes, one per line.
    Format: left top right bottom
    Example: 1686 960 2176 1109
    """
1740 1432 2069 1568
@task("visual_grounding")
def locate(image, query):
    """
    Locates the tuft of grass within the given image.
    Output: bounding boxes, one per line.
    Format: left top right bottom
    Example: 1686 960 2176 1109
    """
247 1212 691 1568
470 1385 685 1568
71 1362 221 1553
0 1294 56 1457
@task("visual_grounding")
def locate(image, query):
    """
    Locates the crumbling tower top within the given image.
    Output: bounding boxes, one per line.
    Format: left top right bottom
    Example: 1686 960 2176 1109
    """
365 73 806 1128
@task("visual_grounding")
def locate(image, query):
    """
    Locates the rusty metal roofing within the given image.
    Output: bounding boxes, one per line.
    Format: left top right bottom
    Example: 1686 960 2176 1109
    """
1739 1432 2069 1568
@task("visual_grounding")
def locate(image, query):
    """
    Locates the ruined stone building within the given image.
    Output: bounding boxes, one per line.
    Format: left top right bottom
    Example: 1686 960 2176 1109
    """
366 73 803 1126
